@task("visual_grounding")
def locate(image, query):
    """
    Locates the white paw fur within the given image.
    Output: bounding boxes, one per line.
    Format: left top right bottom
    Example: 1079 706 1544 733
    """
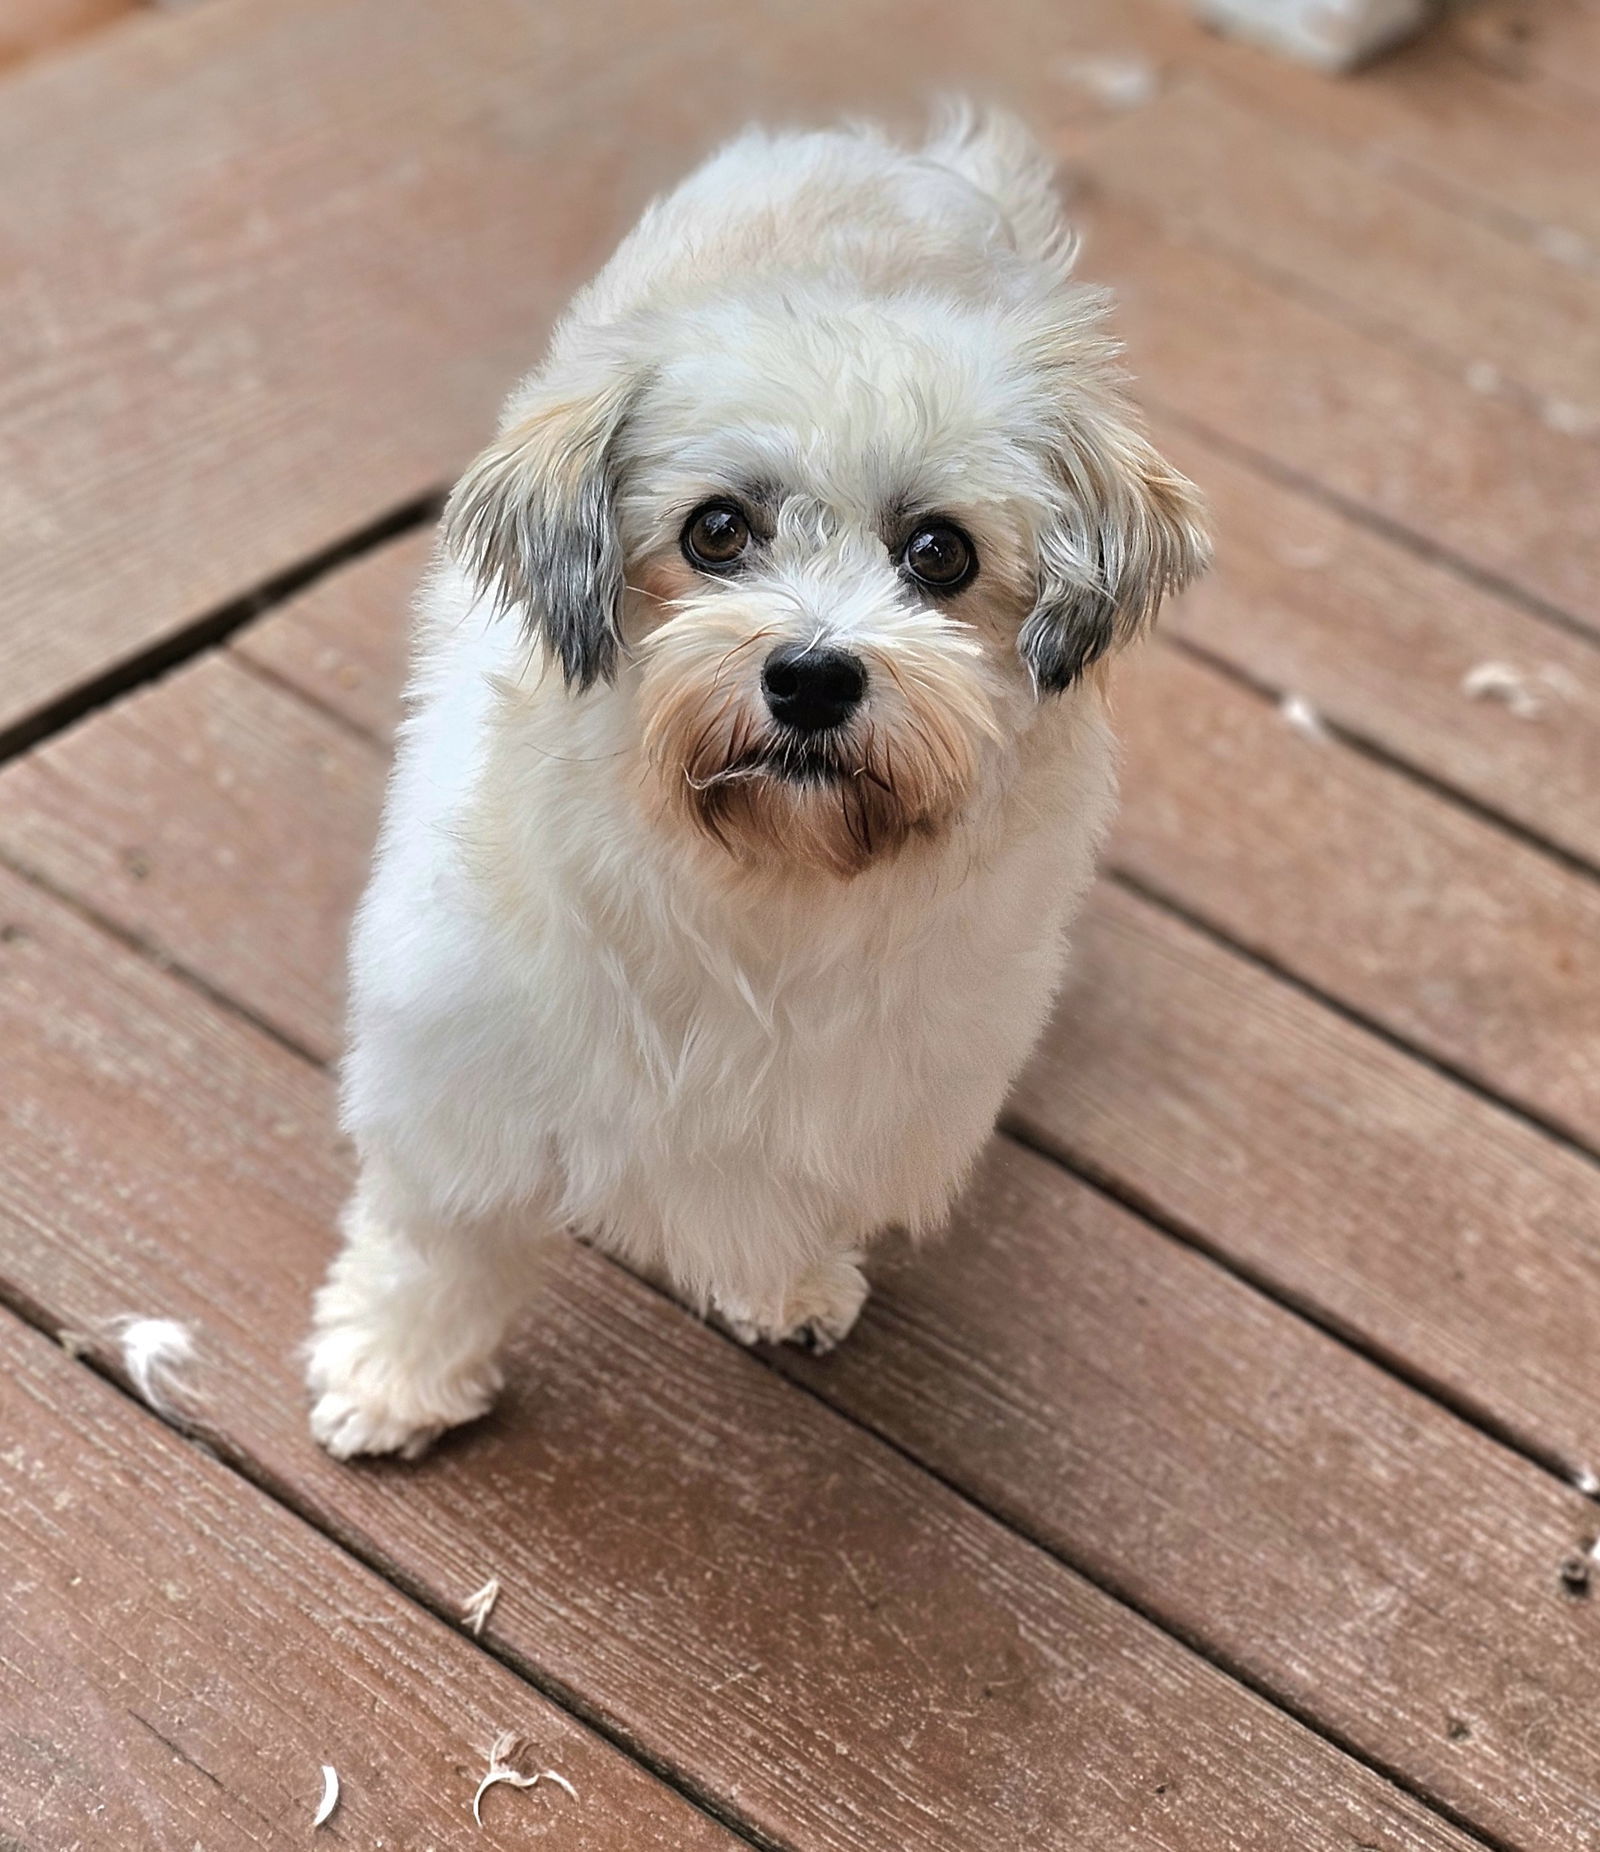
306 1326 504 1461
718 1253 871 1354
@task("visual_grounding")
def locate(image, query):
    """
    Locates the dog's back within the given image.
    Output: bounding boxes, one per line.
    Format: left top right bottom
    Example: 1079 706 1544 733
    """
566 108 1074 340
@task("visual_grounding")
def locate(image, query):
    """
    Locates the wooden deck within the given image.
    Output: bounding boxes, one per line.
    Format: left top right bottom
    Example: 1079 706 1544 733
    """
3 2 1599 1846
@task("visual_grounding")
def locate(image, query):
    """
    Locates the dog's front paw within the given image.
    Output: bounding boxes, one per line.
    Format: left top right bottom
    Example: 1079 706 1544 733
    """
306 1328 503 1461
720 1253 869 1355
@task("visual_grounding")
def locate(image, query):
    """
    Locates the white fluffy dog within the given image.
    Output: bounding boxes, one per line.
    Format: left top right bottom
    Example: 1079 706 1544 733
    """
307 108 1208 1459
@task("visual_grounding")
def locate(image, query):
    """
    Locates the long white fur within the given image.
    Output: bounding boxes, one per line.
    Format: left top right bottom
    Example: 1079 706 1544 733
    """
306 108 1207 1460
115 1316 199 1423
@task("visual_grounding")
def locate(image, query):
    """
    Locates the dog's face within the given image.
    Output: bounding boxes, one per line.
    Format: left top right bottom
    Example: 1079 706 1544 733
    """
447 283 1207 879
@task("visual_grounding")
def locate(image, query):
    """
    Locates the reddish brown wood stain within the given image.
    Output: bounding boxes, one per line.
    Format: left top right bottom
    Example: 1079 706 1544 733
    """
3 2 1599 1848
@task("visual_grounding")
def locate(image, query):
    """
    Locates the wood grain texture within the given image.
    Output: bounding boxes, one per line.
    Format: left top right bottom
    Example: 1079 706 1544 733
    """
7 11 1600 1844
0 1314 740 1852
1034 0 1600 252
0 649 386 1060
0 0 668 737
1075 198 1600 637
1154 427 1600 873
780 1138 1600 1852
0 0 138 67
1062 72 1600 425
1017 881 1600 1477
1172 9 1600 248
1112 643 1600 1144
8 0 1596 746
0 866 1475 1852
233 527 432 741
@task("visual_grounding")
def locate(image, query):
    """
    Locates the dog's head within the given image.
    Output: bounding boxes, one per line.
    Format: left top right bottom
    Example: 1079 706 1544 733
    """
445 277 1208 879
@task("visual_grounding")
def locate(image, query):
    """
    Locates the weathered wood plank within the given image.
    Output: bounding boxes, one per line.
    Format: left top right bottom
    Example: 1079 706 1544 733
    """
9 0 1598 751
1154 427 1600 873
1112 642 1600 1144
1040 0 1600 251
1175 12 1600 248
0 864 1475 1852
1076 198 1600 636
0 0 140 67
4 683 1598 1851
1062 72 1600 425
1018 881 1600 1477
0 0 656 738
10 561 1600 1847
0 0 1176 745
777 1139 1600 1852
233 527 431 742
0 649 384 1060
0 1313 740 1851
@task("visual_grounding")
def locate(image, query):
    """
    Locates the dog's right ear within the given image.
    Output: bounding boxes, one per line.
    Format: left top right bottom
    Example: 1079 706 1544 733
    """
443 361 637 691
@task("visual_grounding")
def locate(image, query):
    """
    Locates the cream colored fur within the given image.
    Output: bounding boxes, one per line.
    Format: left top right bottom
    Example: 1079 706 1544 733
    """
306 108 1208 1459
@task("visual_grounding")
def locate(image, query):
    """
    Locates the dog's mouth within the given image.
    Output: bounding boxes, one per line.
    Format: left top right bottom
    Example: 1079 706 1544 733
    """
725 729 857 789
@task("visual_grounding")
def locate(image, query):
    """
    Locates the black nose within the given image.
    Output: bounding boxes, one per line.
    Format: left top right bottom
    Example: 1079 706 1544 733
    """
761 645 867 733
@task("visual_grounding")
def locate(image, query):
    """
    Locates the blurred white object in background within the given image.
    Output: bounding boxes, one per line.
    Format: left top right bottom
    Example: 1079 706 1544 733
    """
1195 0 1433 70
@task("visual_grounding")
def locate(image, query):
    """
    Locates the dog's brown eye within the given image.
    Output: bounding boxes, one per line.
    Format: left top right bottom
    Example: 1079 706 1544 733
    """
902 522 975 591
682 502 751 571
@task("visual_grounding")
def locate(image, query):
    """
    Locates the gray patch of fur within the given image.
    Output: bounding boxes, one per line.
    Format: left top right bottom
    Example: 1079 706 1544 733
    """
1018 587 1118 692
444 381 634 692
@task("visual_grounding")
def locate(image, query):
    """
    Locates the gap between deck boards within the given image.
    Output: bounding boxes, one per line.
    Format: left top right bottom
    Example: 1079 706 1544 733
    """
0 494 440 765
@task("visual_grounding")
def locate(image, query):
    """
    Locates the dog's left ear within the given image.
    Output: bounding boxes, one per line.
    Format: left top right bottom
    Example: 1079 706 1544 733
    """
443 359 638 691
1021 414 1211 694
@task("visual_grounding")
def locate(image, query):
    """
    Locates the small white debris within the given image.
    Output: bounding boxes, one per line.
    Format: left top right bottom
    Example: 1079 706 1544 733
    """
472 1732 578 1828
1196 0 1429 71
1536 226 1591 270
1279 693 1330 743
113 1318 199 1421
1460 660 1575 721
1054 53 1159 108
1574 1466 1600 1498
1464 360 1502 396
313 1765 340 1828
1462 660 1540 717
56 1328 89 1360
461 1576 501 1638
1541 399 1598 438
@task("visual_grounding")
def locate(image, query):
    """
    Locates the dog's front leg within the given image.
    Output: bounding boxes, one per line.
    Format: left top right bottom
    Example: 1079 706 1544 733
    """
715 1248 870 1356
306 1156 549 1460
